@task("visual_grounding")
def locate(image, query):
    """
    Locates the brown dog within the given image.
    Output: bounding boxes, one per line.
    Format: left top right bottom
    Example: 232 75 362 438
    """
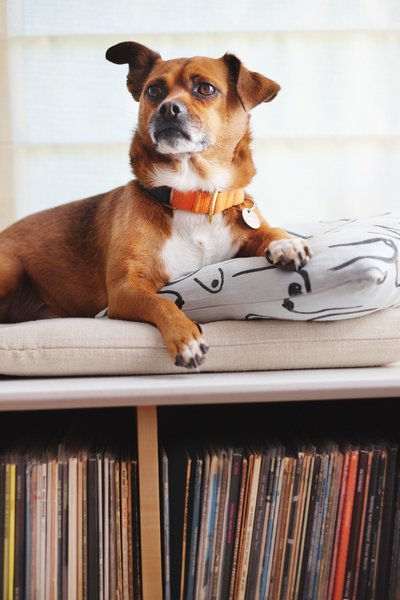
0 42 311 368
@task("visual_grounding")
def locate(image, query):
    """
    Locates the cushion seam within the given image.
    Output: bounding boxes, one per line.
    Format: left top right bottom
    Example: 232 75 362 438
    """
0 336 399 353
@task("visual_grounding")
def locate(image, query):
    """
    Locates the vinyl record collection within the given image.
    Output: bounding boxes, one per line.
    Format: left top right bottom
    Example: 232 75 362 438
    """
0 412 141 600
161 441 400 600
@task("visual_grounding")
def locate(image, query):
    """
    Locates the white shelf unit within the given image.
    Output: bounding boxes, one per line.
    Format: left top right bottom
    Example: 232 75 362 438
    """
1 364 400 600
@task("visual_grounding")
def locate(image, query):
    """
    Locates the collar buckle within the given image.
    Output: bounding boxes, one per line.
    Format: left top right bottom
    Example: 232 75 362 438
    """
209 191 220 224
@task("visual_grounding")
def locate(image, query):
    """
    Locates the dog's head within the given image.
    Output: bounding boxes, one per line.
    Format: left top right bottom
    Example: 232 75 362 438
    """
106 41 280 159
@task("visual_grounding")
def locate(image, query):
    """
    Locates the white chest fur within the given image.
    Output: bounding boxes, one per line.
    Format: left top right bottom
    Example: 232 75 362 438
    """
161 211 240 281
150 158 233 192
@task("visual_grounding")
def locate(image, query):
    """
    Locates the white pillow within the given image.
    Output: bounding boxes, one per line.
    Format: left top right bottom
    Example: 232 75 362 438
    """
151 212 400 323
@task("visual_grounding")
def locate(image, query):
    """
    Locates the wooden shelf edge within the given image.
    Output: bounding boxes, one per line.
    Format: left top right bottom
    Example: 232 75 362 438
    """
137 406 163 600
1 365 400 411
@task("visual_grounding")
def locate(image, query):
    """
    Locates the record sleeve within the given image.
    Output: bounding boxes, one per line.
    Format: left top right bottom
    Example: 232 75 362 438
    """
332 447 359 600
218 448 243 600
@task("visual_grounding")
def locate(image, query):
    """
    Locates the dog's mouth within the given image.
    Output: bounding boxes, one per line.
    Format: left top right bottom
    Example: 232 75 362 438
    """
154 125 191 142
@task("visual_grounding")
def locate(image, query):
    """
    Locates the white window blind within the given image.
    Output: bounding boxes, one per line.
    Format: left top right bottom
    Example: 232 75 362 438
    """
2 0 400 229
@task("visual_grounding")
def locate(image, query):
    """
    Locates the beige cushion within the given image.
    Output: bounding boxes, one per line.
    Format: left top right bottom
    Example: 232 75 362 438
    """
0 310 399 376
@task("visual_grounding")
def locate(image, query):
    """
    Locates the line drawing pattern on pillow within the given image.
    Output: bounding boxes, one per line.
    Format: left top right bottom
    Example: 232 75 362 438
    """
155 213 400 322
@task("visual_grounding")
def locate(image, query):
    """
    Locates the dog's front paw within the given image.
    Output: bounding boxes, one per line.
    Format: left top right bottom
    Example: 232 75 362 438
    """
164 318 209 369
175 338 209 369
265 238 312 271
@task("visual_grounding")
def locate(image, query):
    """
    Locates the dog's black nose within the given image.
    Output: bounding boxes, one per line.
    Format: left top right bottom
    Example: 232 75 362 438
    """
158 101 186 118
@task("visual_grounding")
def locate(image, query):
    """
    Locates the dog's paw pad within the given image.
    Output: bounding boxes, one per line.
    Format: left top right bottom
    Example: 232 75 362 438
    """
175 338 209 369
265 238 312 271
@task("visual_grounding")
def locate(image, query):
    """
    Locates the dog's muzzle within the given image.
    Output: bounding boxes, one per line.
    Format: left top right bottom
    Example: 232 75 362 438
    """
150 101 209 154
152 101 191 141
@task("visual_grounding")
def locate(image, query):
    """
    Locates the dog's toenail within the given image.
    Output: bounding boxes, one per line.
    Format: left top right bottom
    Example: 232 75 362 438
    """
265 251 273 264
175 355 183 367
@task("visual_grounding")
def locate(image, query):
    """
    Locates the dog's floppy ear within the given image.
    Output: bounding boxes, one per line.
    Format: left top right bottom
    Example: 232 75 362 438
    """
106 41 161 101
223 53 280 111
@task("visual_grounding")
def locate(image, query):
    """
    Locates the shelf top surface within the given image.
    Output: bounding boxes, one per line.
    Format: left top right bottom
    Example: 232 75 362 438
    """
1 363 400 411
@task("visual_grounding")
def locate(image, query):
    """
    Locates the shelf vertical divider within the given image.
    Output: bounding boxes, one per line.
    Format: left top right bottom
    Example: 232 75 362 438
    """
137 405 163 599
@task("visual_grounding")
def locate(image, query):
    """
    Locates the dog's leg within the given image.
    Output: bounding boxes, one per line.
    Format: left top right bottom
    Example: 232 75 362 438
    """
0 252 23 297
240 226 312 271
0 251 25 322
107 279 209 368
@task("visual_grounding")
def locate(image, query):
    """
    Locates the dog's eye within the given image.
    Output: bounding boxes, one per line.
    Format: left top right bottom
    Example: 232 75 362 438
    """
147 85 163 98
196 83 216 97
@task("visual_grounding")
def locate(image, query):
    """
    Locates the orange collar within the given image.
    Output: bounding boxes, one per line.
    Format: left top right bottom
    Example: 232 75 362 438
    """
171 188 245 222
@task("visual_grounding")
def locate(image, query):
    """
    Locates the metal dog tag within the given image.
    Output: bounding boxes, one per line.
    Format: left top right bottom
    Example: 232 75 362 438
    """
242 202 261 229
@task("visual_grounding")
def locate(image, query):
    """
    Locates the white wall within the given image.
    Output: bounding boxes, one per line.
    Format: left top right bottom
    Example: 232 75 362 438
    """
3 0 400 228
